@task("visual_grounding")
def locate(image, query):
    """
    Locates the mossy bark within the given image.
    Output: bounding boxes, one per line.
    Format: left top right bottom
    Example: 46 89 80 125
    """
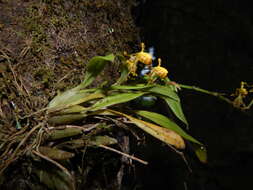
0 0 140 189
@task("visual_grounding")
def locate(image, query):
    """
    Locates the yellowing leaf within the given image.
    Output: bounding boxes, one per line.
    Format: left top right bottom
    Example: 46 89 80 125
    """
107 109 185 149
135 110 202 145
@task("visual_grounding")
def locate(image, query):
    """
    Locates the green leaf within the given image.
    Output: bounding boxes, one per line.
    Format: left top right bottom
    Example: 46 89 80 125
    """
145 85 179 101
58 105 87 114
114 64 129 85
81 54 115 88
192 143 207 163
111 84 153 90
135 110 201 145
162 96 188 126
90 92 146 111
48 88 96 108
48 88 80 108
48 91 104 113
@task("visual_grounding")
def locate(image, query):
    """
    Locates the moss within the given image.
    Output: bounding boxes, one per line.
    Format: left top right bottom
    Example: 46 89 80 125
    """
34 67 53 86
0 1 140 188
0 0 140 130
23 4 49 56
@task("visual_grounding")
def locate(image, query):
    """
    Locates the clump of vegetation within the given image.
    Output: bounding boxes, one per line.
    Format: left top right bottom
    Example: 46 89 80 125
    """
46 43 205 152
0 43 205 189
1 42 253 190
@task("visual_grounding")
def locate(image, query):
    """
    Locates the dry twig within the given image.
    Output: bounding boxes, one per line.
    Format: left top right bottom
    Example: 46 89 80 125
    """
99 144 148 165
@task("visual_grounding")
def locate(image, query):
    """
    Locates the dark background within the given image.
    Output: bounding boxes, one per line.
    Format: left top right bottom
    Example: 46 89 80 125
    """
132 0 253 189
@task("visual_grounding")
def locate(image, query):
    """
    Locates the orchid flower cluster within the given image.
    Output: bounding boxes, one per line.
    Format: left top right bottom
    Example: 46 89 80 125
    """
123 43 168 83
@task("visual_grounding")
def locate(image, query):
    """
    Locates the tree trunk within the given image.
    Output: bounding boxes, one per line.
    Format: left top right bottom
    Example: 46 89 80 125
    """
0 0 140 189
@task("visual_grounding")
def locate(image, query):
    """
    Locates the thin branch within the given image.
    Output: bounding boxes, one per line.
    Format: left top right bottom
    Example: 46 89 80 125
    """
178 83 253 114
32 150 72 178
99 144 148 165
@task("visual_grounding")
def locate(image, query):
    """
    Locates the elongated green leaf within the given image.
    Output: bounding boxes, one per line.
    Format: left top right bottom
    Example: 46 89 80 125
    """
145 85 179 101
81 54 115 88
49 54 114 108
48 91 104 113
135 110 201 144
106 109 185 149
162 96 188 126
48 88 97 108
90 92 146 111
70 91 104 106
58 105 87 114
48 88 80 108
111 84 154 90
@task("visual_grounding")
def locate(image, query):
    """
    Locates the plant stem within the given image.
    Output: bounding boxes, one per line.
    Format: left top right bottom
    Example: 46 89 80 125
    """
178 84 233 105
